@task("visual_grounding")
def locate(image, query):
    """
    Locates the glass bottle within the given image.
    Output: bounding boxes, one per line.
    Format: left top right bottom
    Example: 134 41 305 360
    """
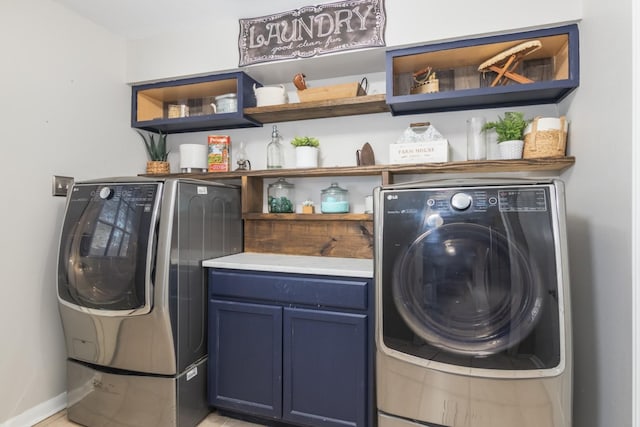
267 125 283 169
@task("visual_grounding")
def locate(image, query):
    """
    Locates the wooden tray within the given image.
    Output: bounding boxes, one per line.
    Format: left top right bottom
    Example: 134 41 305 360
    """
298 82 366 102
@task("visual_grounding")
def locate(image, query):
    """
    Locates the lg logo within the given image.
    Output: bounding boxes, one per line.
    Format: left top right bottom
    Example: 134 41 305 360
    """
386 194 398 200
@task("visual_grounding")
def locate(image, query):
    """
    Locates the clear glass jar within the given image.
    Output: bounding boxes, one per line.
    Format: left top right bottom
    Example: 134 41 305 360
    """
268 178 295 213
321 182 349 213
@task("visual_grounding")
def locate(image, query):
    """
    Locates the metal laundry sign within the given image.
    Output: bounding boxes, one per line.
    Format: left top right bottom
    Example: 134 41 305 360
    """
238 0 386 66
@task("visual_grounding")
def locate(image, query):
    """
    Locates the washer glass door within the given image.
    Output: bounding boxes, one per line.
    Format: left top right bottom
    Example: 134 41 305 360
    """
380 185 562 371
57 182 161 313
393 222 542 356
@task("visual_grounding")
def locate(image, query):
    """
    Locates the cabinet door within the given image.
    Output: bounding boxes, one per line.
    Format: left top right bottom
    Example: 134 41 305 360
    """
209 300 282 419
283 307 368 427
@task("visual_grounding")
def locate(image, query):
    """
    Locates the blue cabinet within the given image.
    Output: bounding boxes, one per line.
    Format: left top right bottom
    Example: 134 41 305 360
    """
283 308 367 427
208 269 374 427
209 300 283 419
131 72 262 133
386 24 579 115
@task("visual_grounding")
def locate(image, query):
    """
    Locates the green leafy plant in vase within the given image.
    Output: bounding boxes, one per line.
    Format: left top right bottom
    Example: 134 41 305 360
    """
137 130 170 173
291 136 319 168
482 112 530 159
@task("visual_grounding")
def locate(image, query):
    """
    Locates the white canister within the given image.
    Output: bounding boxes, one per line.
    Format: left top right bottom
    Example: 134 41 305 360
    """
213 93 237 113
179 144 208 172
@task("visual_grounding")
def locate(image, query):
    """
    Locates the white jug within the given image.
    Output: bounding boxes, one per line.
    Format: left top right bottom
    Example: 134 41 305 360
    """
254 83 288 107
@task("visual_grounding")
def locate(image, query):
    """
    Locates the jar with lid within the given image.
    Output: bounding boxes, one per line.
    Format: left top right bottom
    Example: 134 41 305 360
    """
321 182 349 213
268 178 295 213
214 93 237 113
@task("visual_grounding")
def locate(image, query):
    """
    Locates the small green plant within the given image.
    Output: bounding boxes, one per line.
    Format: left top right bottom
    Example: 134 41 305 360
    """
482 112 530 143
290 136 320 147
137 130 169 161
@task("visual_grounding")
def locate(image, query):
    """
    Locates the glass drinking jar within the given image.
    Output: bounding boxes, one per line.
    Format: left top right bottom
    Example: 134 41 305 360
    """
321 182 350 213
268 178 295 213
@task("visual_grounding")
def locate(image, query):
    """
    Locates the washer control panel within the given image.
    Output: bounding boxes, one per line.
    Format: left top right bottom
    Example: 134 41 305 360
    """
384 186 549 217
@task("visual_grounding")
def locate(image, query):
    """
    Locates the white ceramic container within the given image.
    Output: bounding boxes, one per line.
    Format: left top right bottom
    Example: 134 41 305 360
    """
254 84 288 107
498 140 524 159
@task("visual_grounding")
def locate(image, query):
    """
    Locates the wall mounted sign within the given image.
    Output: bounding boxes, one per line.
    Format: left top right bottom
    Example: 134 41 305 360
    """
238 0 386 66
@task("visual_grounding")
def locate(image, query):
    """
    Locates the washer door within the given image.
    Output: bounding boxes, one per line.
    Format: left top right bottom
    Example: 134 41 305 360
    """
58 183 161 315
392 222 544 356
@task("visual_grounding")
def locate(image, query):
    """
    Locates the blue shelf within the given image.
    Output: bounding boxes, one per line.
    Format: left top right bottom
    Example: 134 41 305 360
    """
386 24 580 115
131 71 263 134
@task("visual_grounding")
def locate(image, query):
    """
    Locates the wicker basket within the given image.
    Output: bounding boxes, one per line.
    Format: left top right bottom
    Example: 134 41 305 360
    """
146 161 170 174
523 116 568 158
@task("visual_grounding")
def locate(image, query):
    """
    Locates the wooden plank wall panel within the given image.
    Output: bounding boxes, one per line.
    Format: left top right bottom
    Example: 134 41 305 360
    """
244 219 374 259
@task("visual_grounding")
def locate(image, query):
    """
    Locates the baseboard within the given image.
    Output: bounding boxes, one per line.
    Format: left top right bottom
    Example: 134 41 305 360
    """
0 392 66 427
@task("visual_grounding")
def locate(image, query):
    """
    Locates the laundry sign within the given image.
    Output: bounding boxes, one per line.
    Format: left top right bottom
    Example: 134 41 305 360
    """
238 0 386 66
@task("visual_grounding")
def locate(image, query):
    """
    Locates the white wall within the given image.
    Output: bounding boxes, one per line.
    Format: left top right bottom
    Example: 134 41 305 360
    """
1 0 634 426
561 1 633 426
0 0 146 424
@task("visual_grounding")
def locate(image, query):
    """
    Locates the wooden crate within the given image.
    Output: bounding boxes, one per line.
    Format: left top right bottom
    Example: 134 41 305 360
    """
298 82 366 103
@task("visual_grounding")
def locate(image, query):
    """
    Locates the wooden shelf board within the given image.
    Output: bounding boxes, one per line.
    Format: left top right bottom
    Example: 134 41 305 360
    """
244 213 372 221
243 94 389 123
388 156 576 175
144 157 575 180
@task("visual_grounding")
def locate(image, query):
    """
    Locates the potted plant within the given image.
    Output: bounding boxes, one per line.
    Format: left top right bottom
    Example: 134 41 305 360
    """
482 112 530 159
291 136 319 168
137 130 170 174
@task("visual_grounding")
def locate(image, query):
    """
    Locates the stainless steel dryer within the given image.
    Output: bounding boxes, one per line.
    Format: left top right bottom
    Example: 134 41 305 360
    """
57 177 242 427
374 178 572 427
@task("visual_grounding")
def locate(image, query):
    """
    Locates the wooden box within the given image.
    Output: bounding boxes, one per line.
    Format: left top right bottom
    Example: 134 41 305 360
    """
298 82 366 103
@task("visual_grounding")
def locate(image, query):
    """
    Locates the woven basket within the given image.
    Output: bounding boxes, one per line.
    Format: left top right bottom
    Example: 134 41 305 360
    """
523 116 568 158
146 161 170 174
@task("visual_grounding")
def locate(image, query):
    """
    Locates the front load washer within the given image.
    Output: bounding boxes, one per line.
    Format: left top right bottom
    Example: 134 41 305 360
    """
374 178 572 427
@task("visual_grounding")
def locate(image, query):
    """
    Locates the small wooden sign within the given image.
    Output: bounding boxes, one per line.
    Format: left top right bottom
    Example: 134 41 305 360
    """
238 0 386 66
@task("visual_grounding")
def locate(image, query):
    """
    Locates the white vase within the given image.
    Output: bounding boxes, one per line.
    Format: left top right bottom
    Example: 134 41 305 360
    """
295 146 318 168
498 140 524 159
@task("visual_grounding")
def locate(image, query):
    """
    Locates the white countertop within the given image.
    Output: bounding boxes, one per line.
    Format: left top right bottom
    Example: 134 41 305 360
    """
203 252 373 278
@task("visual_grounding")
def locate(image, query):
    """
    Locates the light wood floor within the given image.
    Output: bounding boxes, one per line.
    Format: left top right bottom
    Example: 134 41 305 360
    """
34 409 264 427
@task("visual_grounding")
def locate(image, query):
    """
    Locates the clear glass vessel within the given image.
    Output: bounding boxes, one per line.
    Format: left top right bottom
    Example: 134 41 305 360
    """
267 125 283 169
321 182 350 213
268 178 295 213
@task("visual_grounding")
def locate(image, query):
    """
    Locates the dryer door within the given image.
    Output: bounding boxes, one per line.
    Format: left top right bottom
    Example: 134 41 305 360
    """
57 182 162 315
392 222 543 356
378 184 563 373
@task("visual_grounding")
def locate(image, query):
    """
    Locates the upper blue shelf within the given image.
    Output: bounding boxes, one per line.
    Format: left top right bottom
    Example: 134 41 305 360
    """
131 72 262 134
385 24 579 115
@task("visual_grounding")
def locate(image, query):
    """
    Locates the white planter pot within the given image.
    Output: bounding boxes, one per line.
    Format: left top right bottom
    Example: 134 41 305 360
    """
498 140 524 159
295 146 318 168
